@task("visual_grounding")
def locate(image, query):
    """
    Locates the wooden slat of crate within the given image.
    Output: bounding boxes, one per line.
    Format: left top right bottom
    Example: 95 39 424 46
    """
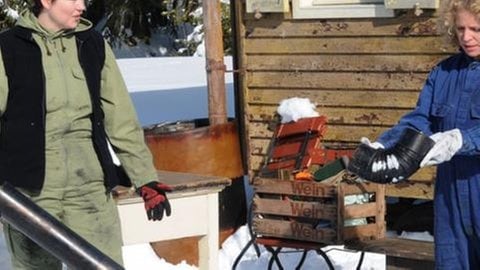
344 202 377 219
253 197 337 220
340 181 381 195
254 178 337 197
253 218 337 244
374 183 386 240
339 182 386 242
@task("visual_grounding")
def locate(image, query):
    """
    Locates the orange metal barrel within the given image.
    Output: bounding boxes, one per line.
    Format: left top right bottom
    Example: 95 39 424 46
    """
144 119 243 178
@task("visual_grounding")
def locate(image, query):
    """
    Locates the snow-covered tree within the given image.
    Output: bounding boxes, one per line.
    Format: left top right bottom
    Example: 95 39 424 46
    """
0 0 26 29
85 0 232 57
92 0 200 49
0 0 232 57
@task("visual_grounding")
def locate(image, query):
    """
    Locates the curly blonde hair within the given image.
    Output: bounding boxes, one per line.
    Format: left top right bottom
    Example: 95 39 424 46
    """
442 0 480 46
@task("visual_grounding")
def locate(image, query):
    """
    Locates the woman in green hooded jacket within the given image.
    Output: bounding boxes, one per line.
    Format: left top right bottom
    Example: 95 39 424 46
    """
0 0 172 268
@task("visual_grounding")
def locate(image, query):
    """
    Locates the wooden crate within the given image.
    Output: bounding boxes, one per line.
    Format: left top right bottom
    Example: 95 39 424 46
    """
252 175 386 245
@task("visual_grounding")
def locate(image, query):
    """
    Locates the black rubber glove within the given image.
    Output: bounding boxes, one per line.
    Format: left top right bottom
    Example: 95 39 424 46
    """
137 181 172 221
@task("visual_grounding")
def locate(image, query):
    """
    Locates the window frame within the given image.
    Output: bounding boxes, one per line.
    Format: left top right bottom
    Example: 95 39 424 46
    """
292 0 395 19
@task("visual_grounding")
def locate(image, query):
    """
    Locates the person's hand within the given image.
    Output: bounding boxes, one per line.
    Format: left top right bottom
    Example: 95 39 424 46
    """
360 137 385 149
137 181 172 221
420 129 462 167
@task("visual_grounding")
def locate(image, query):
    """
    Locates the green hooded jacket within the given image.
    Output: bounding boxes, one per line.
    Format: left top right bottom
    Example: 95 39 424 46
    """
0 10 158 188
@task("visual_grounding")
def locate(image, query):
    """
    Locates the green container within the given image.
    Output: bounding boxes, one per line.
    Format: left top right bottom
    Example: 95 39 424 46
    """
313 158 346 182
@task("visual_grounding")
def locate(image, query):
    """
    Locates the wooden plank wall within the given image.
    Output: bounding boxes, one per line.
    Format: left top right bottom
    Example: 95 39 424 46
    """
233 1 456 199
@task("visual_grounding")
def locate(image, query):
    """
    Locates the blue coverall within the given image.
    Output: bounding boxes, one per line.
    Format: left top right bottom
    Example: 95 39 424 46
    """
377 51 480 269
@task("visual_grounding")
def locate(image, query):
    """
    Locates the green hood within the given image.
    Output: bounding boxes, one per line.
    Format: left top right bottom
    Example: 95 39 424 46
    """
16 9 92 39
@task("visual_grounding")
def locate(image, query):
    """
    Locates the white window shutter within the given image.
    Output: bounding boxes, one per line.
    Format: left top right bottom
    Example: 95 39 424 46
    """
384 0 439 9
313 0 383 4
293 0 394 19
246 0 290 13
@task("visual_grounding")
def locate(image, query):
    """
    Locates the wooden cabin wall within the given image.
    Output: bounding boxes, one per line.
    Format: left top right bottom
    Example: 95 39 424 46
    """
233 1 456 200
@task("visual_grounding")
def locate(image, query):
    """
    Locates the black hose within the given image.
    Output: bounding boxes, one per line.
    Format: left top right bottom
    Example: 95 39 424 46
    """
347 128 435 184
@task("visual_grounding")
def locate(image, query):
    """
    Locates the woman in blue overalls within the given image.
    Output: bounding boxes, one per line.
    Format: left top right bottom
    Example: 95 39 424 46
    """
363 0 480 268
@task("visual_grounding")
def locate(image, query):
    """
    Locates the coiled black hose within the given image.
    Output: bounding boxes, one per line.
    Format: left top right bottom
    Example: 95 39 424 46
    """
347 128 435 184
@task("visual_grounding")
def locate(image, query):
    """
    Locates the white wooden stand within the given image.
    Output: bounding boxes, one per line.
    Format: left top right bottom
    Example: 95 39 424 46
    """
115 170 231 270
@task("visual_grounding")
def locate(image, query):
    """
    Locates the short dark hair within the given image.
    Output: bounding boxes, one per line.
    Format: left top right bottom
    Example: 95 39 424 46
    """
31 0 41 16
32 0 56 16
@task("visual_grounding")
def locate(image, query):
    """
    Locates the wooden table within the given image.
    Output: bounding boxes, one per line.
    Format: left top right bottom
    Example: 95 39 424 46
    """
115 170 231 270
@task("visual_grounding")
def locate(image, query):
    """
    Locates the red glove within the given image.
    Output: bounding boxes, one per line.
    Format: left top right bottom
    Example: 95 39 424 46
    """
137 181 172 221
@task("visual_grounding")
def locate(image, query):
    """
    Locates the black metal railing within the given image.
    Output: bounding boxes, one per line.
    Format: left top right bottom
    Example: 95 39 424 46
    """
0 182 123 270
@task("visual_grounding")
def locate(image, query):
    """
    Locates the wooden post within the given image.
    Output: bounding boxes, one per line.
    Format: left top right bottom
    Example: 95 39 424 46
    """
203 0 227 126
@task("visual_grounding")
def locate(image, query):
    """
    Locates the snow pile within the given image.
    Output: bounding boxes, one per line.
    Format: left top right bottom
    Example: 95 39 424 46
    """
277 97 319 123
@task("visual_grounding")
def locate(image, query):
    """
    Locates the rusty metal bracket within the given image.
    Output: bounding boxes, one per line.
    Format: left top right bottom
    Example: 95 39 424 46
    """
206 60 226 72
206 60 245 74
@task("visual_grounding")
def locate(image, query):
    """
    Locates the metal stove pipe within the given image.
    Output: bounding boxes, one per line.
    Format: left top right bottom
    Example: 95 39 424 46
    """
347 128 435 184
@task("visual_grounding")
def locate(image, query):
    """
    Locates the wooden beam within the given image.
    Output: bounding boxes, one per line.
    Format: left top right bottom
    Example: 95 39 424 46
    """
203 0 227 125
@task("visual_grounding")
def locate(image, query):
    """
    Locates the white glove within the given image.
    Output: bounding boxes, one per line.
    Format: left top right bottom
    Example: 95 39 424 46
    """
360 137 385 149
420 129 462 167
